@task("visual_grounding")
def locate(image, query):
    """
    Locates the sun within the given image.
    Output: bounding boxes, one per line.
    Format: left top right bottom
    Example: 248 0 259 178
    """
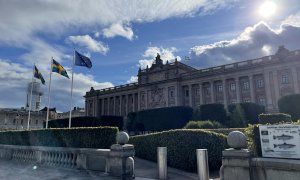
259 1 277 18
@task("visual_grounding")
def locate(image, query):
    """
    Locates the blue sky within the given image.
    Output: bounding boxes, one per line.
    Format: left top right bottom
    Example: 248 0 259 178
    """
0 0 300 112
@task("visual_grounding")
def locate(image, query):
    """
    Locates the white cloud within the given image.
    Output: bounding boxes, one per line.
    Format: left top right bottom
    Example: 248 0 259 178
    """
67 35 109 54
189 21 300 68
281 13 300 27
0 0 236 46
138 46 181 69
102 23 135 40
0 59 113 111
127 76 138 83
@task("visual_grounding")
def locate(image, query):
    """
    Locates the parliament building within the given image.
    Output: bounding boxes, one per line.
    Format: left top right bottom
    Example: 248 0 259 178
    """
85 46 300 117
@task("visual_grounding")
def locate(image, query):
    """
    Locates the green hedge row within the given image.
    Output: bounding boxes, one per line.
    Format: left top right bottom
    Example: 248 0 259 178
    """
199 104 227 124
127 106 193 131
206 128 246 136
259 113 291 124
228 103 265 124
278 94 300 120
245 124 261 156
129 129 227 171
0 127 118 148
184 120 223 129
47 116 123 130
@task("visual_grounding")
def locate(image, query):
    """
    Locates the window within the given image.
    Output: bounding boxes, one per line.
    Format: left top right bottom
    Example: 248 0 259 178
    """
185 89 189 97
243 81 249 90
230 83 236 91
195 88 199 96
21 119 23 125
36 120 38 125
206 87 210 95
257 79 264 88
217 85 223 92
258 97 265 105
170 91 174 97
13 119 16 124
281 74 289 84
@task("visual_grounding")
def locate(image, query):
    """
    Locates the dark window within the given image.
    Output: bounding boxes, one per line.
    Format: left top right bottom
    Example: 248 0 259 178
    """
217 85 223 92
281 74 289 84
257 79 264 88
230 83 236 91
243 81 249 90
185 89 189 97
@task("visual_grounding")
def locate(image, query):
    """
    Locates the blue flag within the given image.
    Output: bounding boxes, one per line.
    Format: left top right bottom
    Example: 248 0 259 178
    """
34 65 45 85
74 51 92 68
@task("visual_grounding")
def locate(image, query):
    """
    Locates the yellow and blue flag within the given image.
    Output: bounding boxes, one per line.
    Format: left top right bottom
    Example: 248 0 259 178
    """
34 65 45 85
74 50 92 68
52 59 69 79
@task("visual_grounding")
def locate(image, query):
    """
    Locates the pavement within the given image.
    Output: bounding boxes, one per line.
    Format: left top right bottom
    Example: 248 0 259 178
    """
0 158 220 180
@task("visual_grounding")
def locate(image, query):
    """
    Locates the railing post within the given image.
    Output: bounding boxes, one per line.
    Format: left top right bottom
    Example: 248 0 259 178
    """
196 149 209 180
157 147 167 180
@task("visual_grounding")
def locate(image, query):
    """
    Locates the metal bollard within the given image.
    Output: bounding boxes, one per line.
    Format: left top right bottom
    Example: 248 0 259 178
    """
196 149 209 180
157 147 167 180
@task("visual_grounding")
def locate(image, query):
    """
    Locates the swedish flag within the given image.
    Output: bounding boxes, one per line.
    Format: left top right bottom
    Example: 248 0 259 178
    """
52 59 69 79
34 65 45 85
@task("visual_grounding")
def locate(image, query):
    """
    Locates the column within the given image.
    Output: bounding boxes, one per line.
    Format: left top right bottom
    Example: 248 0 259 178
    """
210 81 215 103
292 67 300 93
273 70 280 109
137 91 141 111
85 100 87 116
101 98 105 116
264 71 273 111
199 83 203 105
235 78 241 103
189 84 193 107
113 97 116 116
126 94 129 115
119 95 122 116
222 79 228 108
166 88 169 107
107 98 110 115
133 94 136 112
249 75 255 103
175 84 179 106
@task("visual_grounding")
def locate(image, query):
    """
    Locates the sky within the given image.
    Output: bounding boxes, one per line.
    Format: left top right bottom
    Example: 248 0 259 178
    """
0 0 300 112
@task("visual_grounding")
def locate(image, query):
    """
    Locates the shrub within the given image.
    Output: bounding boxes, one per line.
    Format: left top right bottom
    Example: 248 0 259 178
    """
199 104 227 124
126 106 193 131
47 116 123 130
184 120 223 129
0 127 118 148
259 113 291 124
207 128 246 136
227 104 246 128
129 129 227 171
245 124 261 156
228 103 265 124
278 94 300 120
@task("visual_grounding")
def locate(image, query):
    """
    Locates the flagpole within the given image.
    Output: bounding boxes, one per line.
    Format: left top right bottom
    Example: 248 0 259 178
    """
46 57 53 129
27 65 34 130
69 50 75 128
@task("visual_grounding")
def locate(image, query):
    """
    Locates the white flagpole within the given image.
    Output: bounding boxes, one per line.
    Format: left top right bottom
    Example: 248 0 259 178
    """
46 57 53 129
69 50 75 128
27 65 35 130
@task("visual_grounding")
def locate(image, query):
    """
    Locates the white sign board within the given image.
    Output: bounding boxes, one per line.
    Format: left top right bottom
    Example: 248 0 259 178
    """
259 124 300 159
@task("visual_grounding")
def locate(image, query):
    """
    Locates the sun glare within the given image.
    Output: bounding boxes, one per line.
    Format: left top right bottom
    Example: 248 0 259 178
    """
259 1 277 18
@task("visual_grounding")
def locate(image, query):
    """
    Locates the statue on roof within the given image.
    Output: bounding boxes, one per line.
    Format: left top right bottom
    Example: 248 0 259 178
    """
156 53 161 61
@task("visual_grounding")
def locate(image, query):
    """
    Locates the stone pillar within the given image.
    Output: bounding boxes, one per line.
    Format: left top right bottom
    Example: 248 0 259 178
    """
189 84 193 107
107 98 110 115
137 92 141 111
210 81 215 103
249 75 255 103
292 67 300 93
102 98 105 116
199 83 203 105
222 79 228 108
235 78 241 103
264 72 273 111
120 96 122 116
175 84 179 106
273 70 280 110
113 97 116 116
220 131 251 180
109 132 135 179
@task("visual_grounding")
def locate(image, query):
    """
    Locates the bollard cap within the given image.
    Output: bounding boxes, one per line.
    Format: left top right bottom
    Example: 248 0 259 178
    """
116 131 129 145
227 131 247 149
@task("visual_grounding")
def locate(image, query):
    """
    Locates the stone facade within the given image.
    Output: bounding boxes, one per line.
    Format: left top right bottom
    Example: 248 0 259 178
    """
85 46 300 117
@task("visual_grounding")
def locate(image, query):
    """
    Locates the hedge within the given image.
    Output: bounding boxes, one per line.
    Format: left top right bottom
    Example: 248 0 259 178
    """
0 127 118 148
129 129 227 171
199 104 227 124
206 128 245 136
47 116 123 130
244 124 261 156
278 94 300 120
184 120 223 129
259 113 291 124
228 103 265 124
126 106 193 131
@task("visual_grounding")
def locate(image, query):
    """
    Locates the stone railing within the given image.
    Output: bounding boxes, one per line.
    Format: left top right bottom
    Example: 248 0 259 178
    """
0 132 135 179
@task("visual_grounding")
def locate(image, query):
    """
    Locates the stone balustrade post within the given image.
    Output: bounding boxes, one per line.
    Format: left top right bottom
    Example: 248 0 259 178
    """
109 132 135 179
220 131 252 180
